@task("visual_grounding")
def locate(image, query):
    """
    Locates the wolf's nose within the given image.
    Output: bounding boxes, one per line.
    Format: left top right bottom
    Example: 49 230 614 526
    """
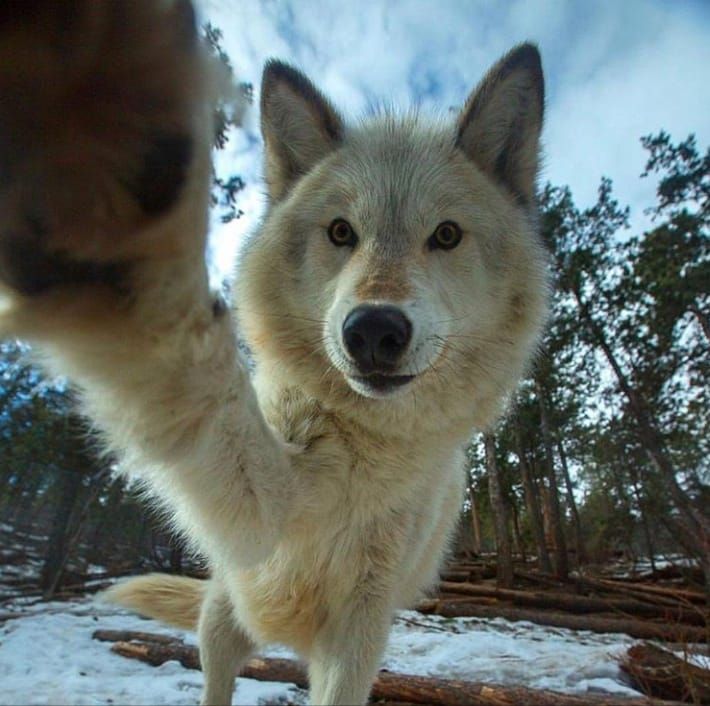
342 305 412 372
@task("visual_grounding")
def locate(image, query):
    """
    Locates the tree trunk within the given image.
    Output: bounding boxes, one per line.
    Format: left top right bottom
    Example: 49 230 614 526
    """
510 500 526 563
469 493 482 556
8 473 43 527
40 468 83 597
516 421 552 574
485 434 513 588
628 469 656 573
535 379 569 581
556 440 585 566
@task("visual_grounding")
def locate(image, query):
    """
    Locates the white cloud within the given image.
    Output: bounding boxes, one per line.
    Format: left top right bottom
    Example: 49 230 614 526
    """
543 1 710 221
196 0 710 279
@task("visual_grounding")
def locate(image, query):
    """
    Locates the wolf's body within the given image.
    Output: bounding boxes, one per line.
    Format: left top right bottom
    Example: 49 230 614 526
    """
0 3 548 704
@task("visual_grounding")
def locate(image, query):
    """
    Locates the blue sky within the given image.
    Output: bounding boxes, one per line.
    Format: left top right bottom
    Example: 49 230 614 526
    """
196 0 710 279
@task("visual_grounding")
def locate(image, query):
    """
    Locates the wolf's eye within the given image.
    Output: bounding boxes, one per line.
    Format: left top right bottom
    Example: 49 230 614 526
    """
429 221 462 251
328 218 358 247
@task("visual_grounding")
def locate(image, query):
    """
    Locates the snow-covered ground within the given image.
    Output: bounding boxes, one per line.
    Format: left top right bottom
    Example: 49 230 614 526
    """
0 597 642 705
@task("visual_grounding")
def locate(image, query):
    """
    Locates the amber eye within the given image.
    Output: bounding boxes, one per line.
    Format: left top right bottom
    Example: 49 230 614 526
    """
328 218 358 247
429 221 463 251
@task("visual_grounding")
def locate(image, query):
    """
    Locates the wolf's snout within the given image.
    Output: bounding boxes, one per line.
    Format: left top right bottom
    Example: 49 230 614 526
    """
342 305 412 372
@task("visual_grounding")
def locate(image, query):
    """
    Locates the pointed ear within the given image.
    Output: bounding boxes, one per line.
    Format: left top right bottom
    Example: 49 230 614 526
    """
260 60 344 201
456 43 544 205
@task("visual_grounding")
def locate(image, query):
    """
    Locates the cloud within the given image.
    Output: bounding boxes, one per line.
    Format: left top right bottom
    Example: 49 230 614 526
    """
196 0 710 279
542 1 710 220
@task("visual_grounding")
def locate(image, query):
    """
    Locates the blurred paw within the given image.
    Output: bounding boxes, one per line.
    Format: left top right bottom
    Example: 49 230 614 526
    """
0 0 210 296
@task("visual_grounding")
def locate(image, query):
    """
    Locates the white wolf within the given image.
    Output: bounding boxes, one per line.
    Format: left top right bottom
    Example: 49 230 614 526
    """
0 2 548 704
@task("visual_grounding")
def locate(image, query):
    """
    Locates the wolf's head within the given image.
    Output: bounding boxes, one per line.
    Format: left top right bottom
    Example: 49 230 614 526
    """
236 44 549 433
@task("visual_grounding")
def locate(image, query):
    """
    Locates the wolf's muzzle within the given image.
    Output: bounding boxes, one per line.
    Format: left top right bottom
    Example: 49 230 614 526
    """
342 304 412 373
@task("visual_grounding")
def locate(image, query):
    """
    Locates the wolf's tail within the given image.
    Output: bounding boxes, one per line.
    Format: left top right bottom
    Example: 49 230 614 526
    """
103 573 207 631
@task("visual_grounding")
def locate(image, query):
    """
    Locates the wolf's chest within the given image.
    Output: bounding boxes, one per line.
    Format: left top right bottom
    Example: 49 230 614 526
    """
230 530 356 654
236 387 461 653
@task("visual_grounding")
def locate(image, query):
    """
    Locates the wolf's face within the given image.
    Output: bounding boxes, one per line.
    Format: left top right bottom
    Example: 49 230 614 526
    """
237 46 548 425
288 121 518 401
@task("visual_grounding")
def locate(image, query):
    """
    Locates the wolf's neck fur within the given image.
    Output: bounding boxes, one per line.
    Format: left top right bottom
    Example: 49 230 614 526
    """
252 356 477 451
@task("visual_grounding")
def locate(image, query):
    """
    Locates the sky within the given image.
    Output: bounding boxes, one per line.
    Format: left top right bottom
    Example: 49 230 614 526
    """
195 0 710 280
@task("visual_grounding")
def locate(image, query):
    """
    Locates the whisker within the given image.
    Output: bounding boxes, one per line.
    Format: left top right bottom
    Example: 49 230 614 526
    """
431 314 474 326
445 333 514 347
428 334 511 375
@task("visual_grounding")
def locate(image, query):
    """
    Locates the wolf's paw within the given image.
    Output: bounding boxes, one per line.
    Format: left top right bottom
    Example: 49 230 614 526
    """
0 0 213 297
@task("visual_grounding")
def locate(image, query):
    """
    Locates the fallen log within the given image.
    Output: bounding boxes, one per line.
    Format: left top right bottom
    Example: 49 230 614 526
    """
112 640 201 670
418 601 708 643
438 582 708 625
444 563 498 581
587 584 689 610
576 576 707 606
611 565 704 586
619 643 710 703
513 569 566 589
440 570 472 583
438 595 501 607
97 630 684 706
93 629 182 645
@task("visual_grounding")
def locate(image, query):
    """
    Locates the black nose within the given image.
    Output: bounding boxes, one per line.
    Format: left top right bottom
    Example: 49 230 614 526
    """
342 305 412 372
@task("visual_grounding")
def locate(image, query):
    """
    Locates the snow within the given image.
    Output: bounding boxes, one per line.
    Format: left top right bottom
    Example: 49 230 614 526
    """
0 601 302 706
0 597 644 704
386 612 639 696
675 649 710 671
0 558 43 582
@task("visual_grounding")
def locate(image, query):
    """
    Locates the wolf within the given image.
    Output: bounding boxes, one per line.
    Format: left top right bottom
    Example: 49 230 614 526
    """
0 2 548 704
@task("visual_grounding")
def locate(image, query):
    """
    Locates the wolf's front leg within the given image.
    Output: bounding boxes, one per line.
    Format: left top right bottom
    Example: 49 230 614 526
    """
0 1 293 568
199 580 256 706
308 597 393 705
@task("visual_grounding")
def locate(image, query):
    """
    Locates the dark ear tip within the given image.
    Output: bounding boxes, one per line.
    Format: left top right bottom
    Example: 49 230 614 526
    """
260 59 311 114
502 42 544 106
260 59 343 141
505 42 543 78
262 59 303 90
510 42 541 62
263 58 291 77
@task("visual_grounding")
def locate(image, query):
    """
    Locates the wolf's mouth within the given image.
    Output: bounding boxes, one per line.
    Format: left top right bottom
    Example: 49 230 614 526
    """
351 373 415 394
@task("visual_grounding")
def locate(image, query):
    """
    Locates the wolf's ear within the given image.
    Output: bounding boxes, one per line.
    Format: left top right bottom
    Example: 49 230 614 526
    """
456 43 544 205
260 60 344 201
